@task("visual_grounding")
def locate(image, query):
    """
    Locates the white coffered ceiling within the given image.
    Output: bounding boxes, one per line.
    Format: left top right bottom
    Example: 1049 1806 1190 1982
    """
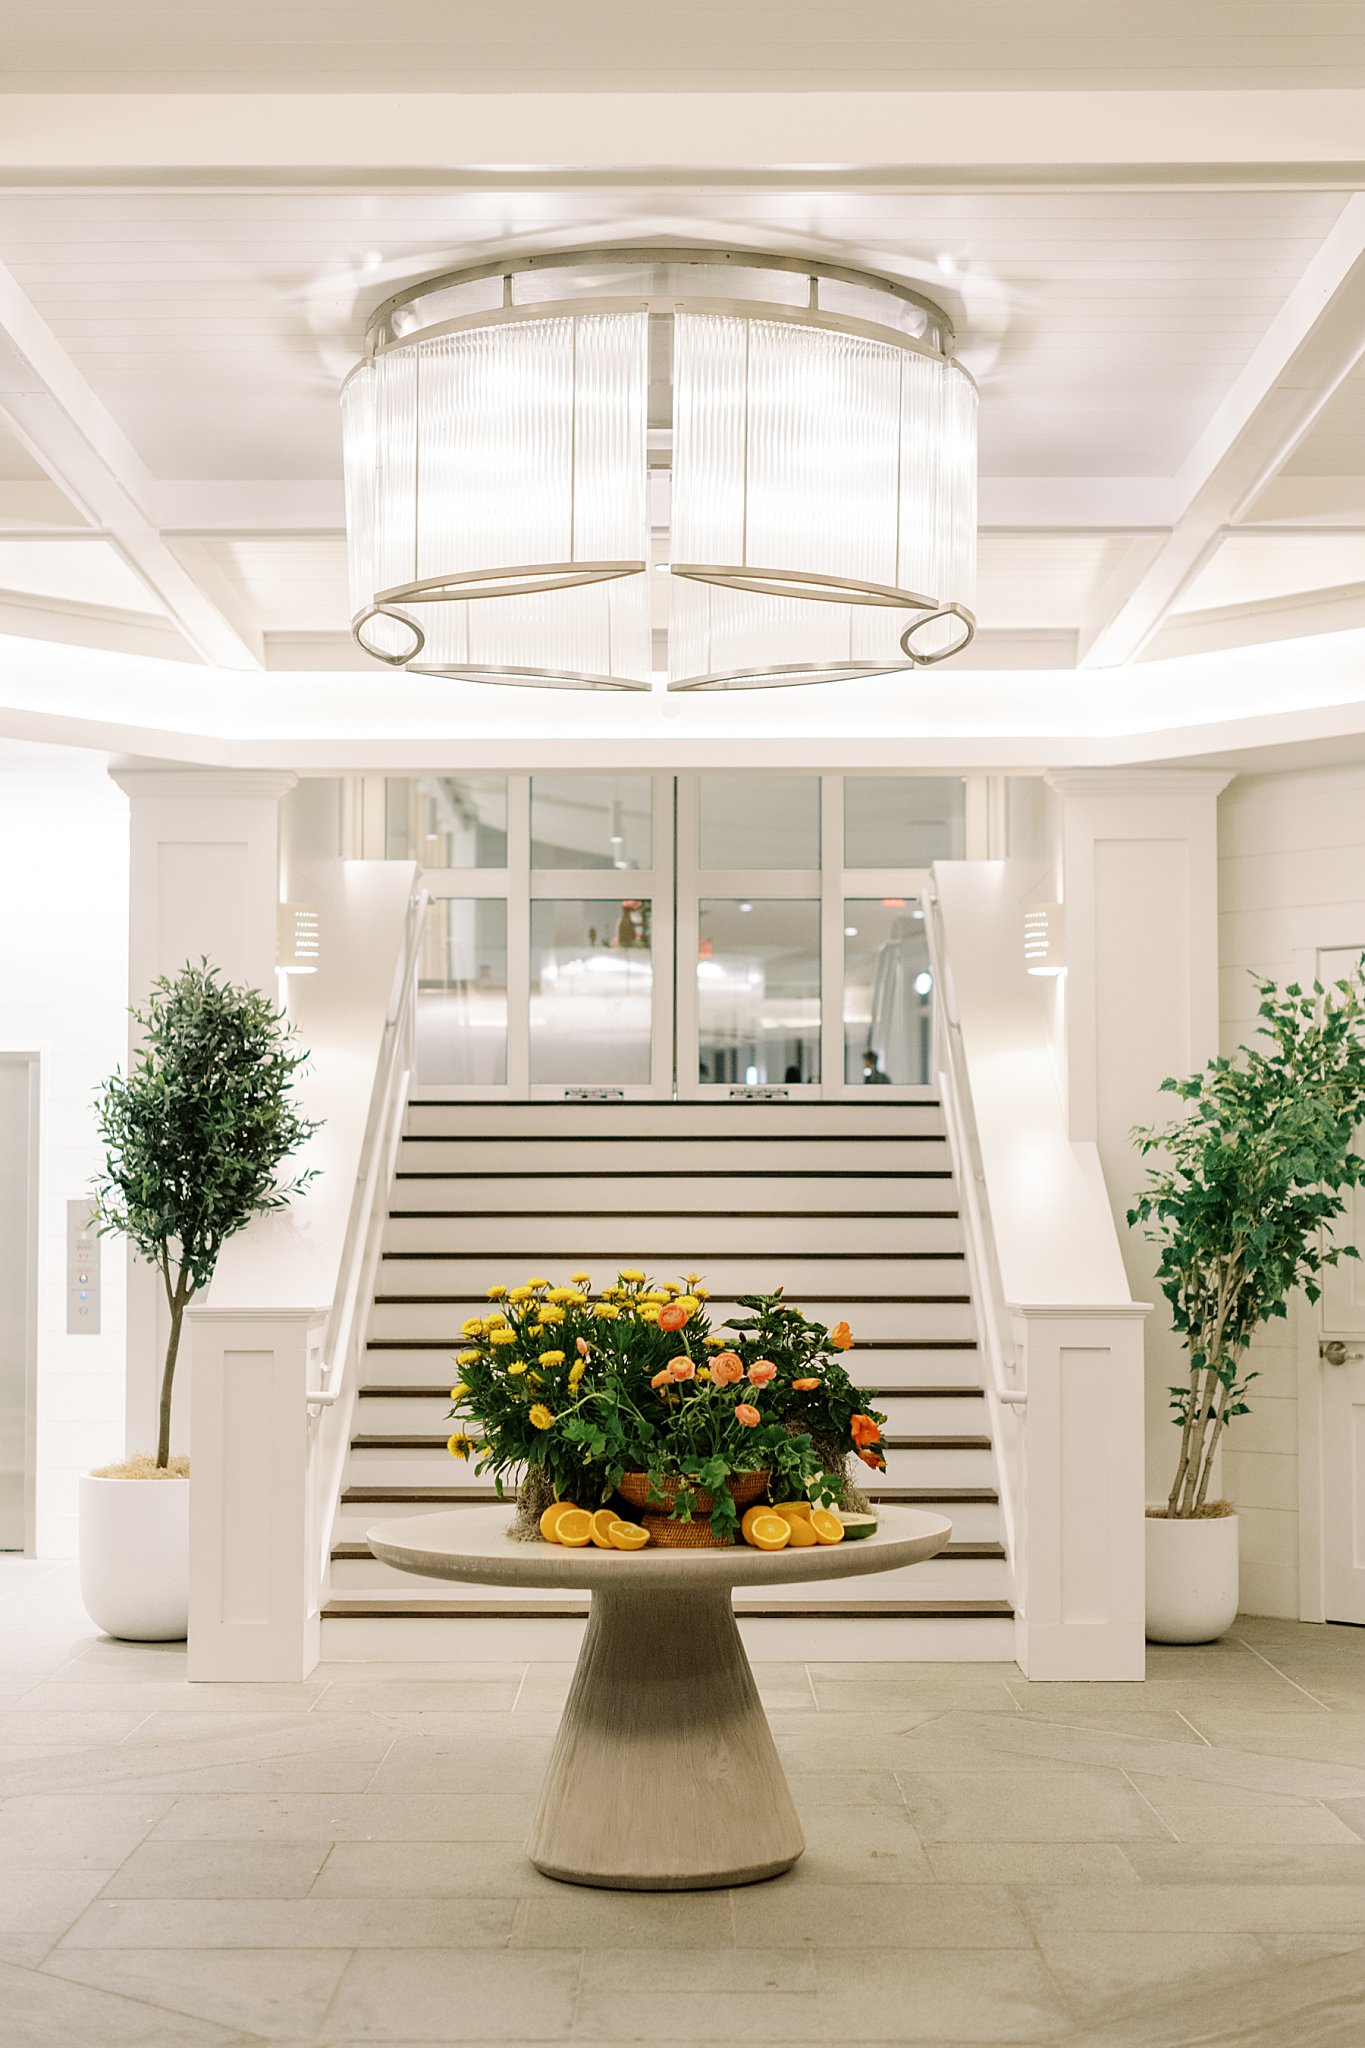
3 4 1365 765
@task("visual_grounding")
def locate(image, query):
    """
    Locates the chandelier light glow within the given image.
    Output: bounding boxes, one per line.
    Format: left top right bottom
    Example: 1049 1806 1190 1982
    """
341 249 977 692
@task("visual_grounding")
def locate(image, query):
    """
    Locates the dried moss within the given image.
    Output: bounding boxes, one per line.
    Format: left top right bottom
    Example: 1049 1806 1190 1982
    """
89 1454 190 1481
1146 1499 1236 1520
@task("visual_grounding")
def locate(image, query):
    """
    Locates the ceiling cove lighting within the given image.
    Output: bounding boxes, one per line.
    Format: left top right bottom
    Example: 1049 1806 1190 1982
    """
341 249 977 692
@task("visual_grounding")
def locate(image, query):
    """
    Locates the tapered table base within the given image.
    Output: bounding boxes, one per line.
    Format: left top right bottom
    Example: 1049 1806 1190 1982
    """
527 1584 803 1890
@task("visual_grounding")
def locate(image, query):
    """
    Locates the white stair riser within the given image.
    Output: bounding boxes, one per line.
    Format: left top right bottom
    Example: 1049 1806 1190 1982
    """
319 1612 1016 1661
335 1493 1003 1545
355 1390 987 1435
362 1342 980 1392
387 1180 962 1228
368 1296 977 1344
398 1137 952 1175
329 1553 1008 1601
383 1214 962 1257
345 1442 994 1490
405 1103 945 1138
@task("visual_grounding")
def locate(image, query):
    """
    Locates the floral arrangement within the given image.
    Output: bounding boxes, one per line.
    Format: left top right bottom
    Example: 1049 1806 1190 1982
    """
448 1272 887 1543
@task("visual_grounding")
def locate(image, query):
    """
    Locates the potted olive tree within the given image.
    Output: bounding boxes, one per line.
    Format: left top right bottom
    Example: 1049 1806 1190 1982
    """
1130 968 1365 1643
84 963 319 1640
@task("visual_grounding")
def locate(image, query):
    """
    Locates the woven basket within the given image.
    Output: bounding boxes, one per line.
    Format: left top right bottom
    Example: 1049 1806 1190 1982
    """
617 1470 770 1548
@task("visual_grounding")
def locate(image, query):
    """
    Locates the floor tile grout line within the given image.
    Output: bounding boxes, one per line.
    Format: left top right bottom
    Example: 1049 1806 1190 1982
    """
1119 1765 1181 1841
1174 1708 1214 1746
306 1840 340 1897
309 1941 359 2044
1233 1634 1334 1709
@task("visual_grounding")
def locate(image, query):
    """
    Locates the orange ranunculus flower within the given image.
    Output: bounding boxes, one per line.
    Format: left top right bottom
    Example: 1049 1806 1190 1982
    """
710 1351 744 1386
792 1376 820 1391
831 1320 854 1351
669 1357 695 1381
650 1367 673 1390
747 1358 777 1385
576 1336 590 1357
857 1446 887 1470
850 1413 881 1447
657 1302 689 1331
734 1403 761 1427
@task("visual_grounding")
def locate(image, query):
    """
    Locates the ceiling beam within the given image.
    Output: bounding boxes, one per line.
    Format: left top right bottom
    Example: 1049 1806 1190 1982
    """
0 259 263 668
1077 192 1365 668
0 90 1364 187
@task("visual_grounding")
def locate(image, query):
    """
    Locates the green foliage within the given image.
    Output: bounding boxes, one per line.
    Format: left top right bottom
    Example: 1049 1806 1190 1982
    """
450 1275 887 1541
93 962 321 1466
1129 967 1365 1516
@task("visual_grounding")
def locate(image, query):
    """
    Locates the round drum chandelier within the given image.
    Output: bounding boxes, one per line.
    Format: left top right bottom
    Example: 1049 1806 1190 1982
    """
341 248 977 692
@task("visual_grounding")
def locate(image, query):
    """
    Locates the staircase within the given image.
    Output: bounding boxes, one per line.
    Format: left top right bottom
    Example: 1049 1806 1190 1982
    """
321 1101 1015 1659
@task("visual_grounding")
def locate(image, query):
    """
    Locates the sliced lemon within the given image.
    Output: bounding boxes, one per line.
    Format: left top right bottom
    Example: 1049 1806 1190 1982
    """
589 1507 620 1550
785 1515 818 1547
538 1500 577 1543
773 1500 812 1521
745 1512 792 1552
555 1507 593 1548
607 1519 651 1551
809 1507 845 1545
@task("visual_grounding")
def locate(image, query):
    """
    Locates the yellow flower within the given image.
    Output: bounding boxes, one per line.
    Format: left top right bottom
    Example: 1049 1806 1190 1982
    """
447 1432 475 1460
546 1287 575 1304
566 1291 588 1307
509 1286 533 1304
538 1350 566 1368
594 1302 621 1320
639 1292 666 1306
695 1287 710 1300
526 1276 550 1290
620 1269 645 1284
639 1304 661 1324
685 1272 702 1287
450 1382 471 1399
455 1350 480 1368
696 1366 711 1381
485 1312 507 1328
675 1296 700 1317
460 1317 486 1338
507 1360 529 1376
486 1284 508 1301
489 1328 516 1346
660 1281 681 1296
526 1322 543 1337
568 1358 587 1389
539 1302 566 1325
570 1270 591 1285
529 1404 554 1430
703 1335 726 1348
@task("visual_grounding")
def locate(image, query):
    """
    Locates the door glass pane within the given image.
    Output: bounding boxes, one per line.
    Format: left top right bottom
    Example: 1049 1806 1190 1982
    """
844 899 931 1085
416 898 508 1084
530 898 653 1085
697 774 820 868
386 775 508 867
531 774 652 870
844 776 965 868
697 899 820 1086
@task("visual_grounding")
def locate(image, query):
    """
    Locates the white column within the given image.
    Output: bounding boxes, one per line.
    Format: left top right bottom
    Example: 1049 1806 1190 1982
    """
1011 1304 1150 1679
1046 768 1231 1501
107 769 297 1460
185 1305 325 1681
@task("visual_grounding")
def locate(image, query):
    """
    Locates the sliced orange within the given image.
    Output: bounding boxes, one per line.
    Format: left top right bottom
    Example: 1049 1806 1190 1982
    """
589 1507 620 1550
555 1507 593 1548
785 1515 818 1548
809 1507 845 1545
773 1499 812 1521
744 1512 792 1552
607 1519 651 1551
741 1503 773 1543
538 1501 577 1543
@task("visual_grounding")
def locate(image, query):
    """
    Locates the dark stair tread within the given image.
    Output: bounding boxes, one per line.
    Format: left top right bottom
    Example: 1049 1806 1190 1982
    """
324 1598 1011 1620
350 1431 991 1453
359 1382 985 1400
375 1292 971 1306
381 1249 966 1261
389 1208 961 1221
407 1099 942 1110
367 1335 980 1352
341 1483 1000 1506
402 1131 947 1143
395 1169 955 1181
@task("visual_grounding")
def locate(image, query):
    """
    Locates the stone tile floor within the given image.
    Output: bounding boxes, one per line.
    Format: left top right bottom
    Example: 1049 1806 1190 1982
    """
5 1557 1365 2045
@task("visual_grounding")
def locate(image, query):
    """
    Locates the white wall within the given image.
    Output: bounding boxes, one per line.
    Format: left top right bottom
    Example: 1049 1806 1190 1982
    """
0 743 128 1554
1218 764 1365 1617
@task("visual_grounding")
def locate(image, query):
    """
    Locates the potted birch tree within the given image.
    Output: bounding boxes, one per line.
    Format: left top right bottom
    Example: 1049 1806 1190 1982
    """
82 963 319 1640
1130 967 1365 1642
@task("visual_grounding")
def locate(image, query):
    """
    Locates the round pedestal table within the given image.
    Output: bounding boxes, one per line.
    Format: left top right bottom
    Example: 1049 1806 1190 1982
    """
367 1502 950 1892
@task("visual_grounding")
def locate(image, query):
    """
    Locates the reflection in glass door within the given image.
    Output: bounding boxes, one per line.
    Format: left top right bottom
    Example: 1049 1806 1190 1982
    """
366 770 973 1098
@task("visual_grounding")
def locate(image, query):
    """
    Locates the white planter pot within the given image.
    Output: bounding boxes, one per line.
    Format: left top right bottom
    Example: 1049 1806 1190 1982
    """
1145 1510 1239 1645
78 1474 189 1642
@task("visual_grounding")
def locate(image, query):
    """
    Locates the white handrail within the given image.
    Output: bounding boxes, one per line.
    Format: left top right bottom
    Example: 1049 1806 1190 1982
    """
922 884 1023 1565
307 880 426 1600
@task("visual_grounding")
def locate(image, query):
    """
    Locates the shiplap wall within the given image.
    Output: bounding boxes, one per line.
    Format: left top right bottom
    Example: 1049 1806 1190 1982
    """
1219 765 1365 1617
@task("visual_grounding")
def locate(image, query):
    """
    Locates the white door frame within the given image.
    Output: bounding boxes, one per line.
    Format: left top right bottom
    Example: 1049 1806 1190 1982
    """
0 1050 39 1555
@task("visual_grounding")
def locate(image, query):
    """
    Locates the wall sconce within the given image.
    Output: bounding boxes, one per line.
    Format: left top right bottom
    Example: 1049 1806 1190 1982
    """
1023 903 1066 977
277 902 321 975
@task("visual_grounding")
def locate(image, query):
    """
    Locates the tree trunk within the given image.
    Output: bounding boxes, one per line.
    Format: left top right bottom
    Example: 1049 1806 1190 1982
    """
156 1295 186 1470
